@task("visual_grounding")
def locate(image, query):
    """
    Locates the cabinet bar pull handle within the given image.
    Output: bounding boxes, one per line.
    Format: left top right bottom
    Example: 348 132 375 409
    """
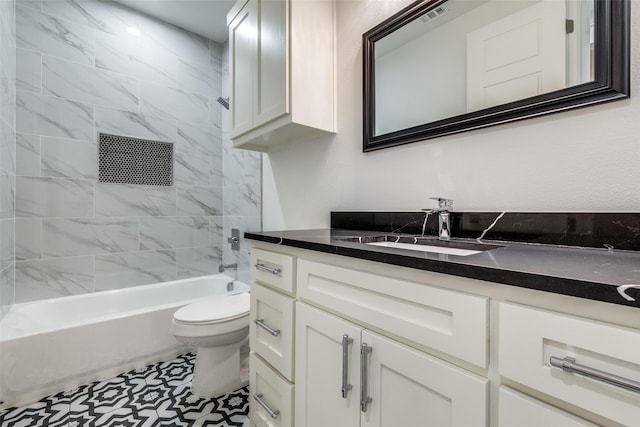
254 319 280 336
360 343 373 412
255 263 281 275
253 393 280 419
341 334 353 398
550 356 640 394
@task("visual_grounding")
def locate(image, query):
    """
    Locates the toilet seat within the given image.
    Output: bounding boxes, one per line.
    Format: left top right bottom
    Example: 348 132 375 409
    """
173 292 250 325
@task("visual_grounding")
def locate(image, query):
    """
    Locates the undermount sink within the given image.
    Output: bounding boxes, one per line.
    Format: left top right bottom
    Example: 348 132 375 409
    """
335 235 502 257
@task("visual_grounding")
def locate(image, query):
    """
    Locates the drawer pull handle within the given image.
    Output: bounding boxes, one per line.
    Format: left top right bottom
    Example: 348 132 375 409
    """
253 393 280 419
550 356 640 394
341 334 353 398
360 343 373 412
255 319 280 336
255 263 281 275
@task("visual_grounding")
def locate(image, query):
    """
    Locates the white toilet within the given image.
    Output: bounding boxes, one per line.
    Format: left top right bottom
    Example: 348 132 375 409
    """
171 292 251 397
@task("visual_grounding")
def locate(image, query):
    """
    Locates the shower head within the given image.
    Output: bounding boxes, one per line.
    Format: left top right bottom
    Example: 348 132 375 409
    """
217 96 229 110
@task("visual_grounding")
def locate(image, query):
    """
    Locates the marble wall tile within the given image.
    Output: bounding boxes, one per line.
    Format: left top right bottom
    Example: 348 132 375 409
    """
177 186 222 217
42 0 139 37
211 94 222 130
0 0 16 318
140 82 209 126
43 55 139 111
16 0 41 11
16 176 94 218
95 107 176 143
224 144 261 186
0 117 16 173
9 0 261 300
16 133 40 176
95 250 176 291
16 48 41 92
96 31 177 87
0 219 15 270
42 218 139 257
17 91 94 140
210 138 223 186
139 14 209 66
15 256 94 303
174 151 210 186
0 265 15 316
41 136 96 179
209 216 224 246
0 65 16 133
224 183 261 218
0 0 17 92
139 216 209 251
176 122 217 158
210 40 222 69
95 183 176 217
178 59 219 98
17 5 94 65
176 246 222 279
15 218 41 260
0 169 15 219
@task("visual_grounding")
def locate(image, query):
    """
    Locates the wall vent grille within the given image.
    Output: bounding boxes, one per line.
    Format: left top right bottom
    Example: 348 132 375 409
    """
98 133 173 186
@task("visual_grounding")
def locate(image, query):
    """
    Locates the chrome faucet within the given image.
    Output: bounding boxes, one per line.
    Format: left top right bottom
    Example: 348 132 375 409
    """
422 197 453 241
219 263 238 273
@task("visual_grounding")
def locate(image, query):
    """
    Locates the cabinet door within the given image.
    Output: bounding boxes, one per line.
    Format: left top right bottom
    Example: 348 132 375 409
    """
295 302 361 427
362 330 488 427
229 0 256 138
254 0 288 127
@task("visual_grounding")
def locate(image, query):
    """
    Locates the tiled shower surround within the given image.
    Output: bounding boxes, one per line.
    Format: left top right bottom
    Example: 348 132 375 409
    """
0 0 16 319
11 0 261 303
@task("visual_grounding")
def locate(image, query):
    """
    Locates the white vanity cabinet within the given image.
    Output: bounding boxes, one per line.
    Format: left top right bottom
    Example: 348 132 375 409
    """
248 242 640 427
295 302 488 427
227 0 335 152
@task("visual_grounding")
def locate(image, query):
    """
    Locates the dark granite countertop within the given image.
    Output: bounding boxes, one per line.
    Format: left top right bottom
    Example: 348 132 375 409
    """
245 228 640 308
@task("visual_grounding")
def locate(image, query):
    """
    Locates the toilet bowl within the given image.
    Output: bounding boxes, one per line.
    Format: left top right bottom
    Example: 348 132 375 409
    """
171 292 250 397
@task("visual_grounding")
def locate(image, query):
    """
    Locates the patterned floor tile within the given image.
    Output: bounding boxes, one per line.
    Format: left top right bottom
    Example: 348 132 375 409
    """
0 392 71 427
0 352 250 427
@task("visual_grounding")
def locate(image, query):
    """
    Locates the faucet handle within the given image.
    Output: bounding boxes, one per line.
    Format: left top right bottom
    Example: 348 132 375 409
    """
430 197 453 210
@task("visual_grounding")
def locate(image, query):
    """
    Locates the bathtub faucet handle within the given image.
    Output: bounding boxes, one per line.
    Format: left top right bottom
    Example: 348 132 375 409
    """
228 228 240 251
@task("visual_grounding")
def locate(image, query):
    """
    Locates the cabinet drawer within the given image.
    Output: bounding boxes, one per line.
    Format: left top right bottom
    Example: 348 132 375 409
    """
251 248 295 294
250 353 294 427
499 387 597 427
250 283 295 381
499 303 640 426
297 259 488 368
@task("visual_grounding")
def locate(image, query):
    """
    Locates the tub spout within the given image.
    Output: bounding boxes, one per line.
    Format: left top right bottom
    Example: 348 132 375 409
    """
219 263 238 272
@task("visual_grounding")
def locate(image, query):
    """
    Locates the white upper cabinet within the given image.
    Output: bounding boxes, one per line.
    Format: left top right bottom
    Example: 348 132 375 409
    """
227 0 336 152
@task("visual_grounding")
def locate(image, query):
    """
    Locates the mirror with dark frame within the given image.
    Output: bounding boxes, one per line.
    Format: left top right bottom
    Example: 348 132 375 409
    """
363 0 630 152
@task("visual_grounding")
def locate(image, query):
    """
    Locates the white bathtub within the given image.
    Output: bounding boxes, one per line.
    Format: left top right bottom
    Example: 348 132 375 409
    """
0 274 249 409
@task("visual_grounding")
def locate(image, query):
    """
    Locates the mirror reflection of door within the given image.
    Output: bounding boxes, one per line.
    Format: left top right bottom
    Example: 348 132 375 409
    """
466 0 567 111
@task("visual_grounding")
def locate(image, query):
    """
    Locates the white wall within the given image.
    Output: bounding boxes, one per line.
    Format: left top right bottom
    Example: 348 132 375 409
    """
263 0 640 231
